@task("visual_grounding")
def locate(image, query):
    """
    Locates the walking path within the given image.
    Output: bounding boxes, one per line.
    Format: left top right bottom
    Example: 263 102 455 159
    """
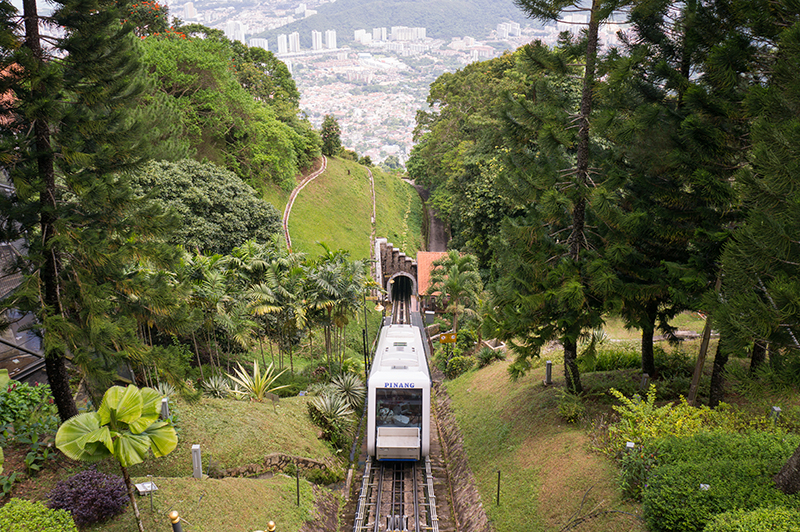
282 156 327 250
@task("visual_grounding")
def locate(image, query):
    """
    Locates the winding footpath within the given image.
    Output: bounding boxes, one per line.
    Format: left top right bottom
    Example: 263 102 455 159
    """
282 155 327 250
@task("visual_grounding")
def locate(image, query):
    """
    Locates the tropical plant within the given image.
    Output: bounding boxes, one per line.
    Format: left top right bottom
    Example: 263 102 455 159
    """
331 373 366 410
426 250 482 335
155 381 176 398
55 385 178 532
201 374 231 398
226 361 289 402
307 392 355 448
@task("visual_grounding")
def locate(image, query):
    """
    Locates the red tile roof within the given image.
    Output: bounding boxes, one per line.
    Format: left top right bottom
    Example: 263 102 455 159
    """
416 251 447 296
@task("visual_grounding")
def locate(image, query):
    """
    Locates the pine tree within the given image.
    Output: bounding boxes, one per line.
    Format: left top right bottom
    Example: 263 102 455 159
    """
1 0 182 419
594 0 741 379
487 39 613 393
320 114 341 157
715 17 800 371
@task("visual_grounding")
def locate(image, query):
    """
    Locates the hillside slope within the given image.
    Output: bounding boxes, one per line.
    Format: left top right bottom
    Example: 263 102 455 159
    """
258 0 536 47
286 158 424 259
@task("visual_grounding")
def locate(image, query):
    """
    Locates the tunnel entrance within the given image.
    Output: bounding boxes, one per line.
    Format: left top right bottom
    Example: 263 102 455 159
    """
388 274 414 303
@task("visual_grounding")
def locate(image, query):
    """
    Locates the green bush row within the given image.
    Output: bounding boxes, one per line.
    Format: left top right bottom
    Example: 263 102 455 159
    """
0 499 77 532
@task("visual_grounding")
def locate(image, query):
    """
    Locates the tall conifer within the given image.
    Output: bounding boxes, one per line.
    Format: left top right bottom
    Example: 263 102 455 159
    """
1 0 181 419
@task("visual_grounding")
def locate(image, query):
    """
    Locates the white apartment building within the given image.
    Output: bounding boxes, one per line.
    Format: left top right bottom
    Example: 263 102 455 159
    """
390 26 426 41
278 34 288 54
249 38 268 50
225 21 246 43
325 30 337 49
372 27 387 42
289 32 301 52
312 30 323 50
183 2 196 20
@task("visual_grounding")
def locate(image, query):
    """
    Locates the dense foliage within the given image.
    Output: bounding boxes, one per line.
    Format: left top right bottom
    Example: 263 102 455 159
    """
0 382 57 427
409 0 800 404
130 159 282 255
46 469 128 527
139 29 320 190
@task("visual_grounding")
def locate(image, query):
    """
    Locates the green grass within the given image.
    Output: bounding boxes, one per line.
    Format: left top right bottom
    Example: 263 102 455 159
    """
444 356 646 532
373 169 425 255
84 475 319 532
288 158 373 259
126 396 334 479
287 158 424 260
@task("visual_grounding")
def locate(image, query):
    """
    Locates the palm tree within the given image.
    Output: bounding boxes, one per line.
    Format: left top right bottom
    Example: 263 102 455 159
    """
427 250 482 335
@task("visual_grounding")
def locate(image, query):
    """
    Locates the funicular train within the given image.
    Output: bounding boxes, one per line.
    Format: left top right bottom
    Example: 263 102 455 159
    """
366 323 431 461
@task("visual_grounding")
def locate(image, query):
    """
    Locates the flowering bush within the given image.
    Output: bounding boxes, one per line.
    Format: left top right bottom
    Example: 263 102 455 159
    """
597 385 775 457
47 468 128 527
125 1 168 36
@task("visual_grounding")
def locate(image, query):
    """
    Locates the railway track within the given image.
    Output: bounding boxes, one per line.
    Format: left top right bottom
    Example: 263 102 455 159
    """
391 298 411 325
353 457 439 532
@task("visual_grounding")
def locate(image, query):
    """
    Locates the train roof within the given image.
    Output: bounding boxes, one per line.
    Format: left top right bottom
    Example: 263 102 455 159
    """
371 324 429 376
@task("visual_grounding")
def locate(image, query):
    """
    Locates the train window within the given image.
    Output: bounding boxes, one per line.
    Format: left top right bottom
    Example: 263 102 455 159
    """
375 388 422 428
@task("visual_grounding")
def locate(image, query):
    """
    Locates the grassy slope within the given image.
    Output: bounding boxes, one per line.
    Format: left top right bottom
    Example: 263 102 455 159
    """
127 397 333 478
5 396 338 532
445 357 647 532
287 158 424 259
374 170 425 256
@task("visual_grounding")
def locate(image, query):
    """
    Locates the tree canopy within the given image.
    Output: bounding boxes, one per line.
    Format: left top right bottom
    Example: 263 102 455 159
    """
130 160 282 255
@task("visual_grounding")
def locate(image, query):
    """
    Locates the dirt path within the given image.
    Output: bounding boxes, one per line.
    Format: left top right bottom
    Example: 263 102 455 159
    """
282 156 328 250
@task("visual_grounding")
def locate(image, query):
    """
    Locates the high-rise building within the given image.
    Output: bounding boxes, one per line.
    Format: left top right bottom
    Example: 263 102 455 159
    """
289 32 301 52
249 38 268 51
390 26 426 41
497 23 510 39
372 27 387 42
225 21 246 43
312 30 323 50
277 34 288 54
325 30 337 49
183 2 196 20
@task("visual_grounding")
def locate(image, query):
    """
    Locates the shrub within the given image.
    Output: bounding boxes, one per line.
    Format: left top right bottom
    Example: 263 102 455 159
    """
476 346 505 368
445 355 474 379
618 443 659 501
307 393 355 449
201 374 231 398
0 382 58 428
304 466 345 485
703 507 800 532
0 498 77 532
580 346 640 372
600 385 770 457
642 432 800 532
331 373 366 410
556 389 586 424
47 468 129 527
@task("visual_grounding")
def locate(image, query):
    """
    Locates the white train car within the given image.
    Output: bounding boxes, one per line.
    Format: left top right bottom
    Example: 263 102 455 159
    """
367 324 431 461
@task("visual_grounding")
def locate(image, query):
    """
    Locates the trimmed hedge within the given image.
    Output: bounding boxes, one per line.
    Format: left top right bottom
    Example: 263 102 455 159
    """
0 498 77 532
642 432 800 532
703 507 800 532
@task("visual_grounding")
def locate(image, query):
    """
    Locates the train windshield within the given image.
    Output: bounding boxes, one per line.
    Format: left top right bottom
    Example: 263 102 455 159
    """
375 388 422 428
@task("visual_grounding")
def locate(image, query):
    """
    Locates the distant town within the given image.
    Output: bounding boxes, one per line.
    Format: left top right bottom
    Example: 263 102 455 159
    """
164 0 627 164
